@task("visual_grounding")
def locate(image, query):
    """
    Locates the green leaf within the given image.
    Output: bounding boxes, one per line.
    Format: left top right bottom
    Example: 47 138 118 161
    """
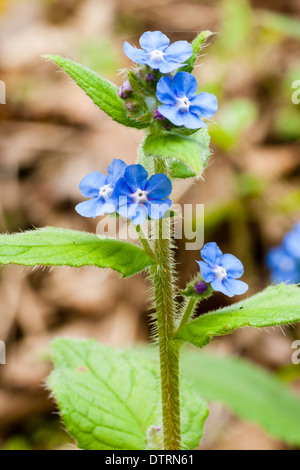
0 227 155 278
175 284 300 348
49 339 209 450
45 55 147 129
183 31 213 73
169 160 196 179
143 129 211 178
210 98 257 151
260 11 300 41
182 349 300 446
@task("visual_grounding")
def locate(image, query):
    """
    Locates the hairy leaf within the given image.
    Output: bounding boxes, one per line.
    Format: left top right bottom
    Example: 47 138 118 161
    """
49 339 209 450
143 129 211 178
45 55 147 129
182 349 300 446
175 284 300 347
0 227 154 277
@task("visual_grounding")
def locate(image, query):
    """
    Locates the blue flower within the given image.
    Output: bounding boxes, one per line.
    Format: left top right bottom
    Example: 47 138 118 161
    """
196 242 248 297
75 159 127 218
266 246 299 284
283 222 300 259
112 164 172 225
123 31 193 74
156 72 218 129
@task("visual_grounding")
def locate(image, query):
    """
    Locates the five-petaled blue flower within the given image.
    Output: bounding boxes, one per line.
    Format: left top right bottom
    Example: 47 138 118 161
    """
266 246 299 285
76 159 127 218
112 164 172 225
123 31 193 74
197 242 248 297
156 72 218 129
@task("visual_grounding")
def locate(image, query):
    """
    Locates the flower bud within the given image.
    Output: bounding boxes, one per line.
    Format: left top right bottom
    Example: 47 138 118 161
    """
194 281 208 295
146 73 155 83
153 108 165 121
119 80 133 99
126 102 135 112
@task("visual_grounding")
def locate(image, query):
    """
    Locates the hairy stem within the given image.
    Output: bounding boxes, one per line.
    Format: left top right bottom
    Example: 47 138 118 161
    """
151 157 181 450
176 296 198 333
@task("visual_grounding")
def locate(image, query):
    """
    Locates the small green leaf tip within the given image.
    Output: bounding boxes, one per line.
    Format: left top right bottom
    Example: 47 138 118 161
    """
183 30 214 73
44 55 147 129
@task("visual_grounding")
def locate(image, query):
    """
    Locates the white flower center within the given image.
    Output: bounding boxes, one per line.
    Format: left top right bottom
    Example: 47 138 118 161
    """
176 96 191 113
214 265 227 281
99 184 113 200
149 49 164 63
132 189 148 204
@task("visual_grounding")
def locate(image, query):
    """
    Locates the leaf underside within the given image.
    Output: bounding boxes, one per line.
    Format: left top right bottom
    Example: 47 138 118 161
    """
175 284 300 347
0 227 155 278
49 339 209 450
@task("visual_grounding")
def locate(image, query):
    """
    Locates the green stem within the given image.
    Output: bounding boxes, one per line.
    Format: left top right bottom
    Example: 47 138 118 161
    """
151 157 181 450
136 225 155 260
176 296 198 334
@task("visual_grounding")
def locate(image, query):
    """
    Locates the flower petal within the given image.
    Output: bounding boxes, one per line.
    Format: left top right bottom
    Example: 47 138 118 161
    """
106 159 127 185
157 105 186 126
75 197 101 218
266 246 297 270
146 174 172 199
283 227 300 259
173 72 198 99
111 179 133 209
164 41 193 63
156 76 177 105
220 253 244 279
270 268 299 285
181 112 207 129
118 202 147 225
123 42 148 64
197 260 215 283
96 197 116 216
139 31 170 52
222 278 249 297
79 172 106 197
123 164 148 192
201 242 223 267
190 92 218 119
158 61 188 74
210 277 248 297
145 198 172 220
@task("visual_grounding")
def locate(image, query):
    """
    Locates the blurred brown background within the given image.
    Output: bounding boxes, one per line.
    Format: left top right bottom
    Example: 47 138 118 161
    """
0 0 299 450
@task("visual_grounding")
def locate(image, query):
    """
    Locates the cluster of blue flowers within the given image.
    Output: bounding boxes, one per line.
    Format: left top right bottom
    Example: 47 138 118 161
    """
122 31 218 130
76 32 249 299
76 159 172 225
266 222 300 284
197 242 248 297
76 32 218 224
